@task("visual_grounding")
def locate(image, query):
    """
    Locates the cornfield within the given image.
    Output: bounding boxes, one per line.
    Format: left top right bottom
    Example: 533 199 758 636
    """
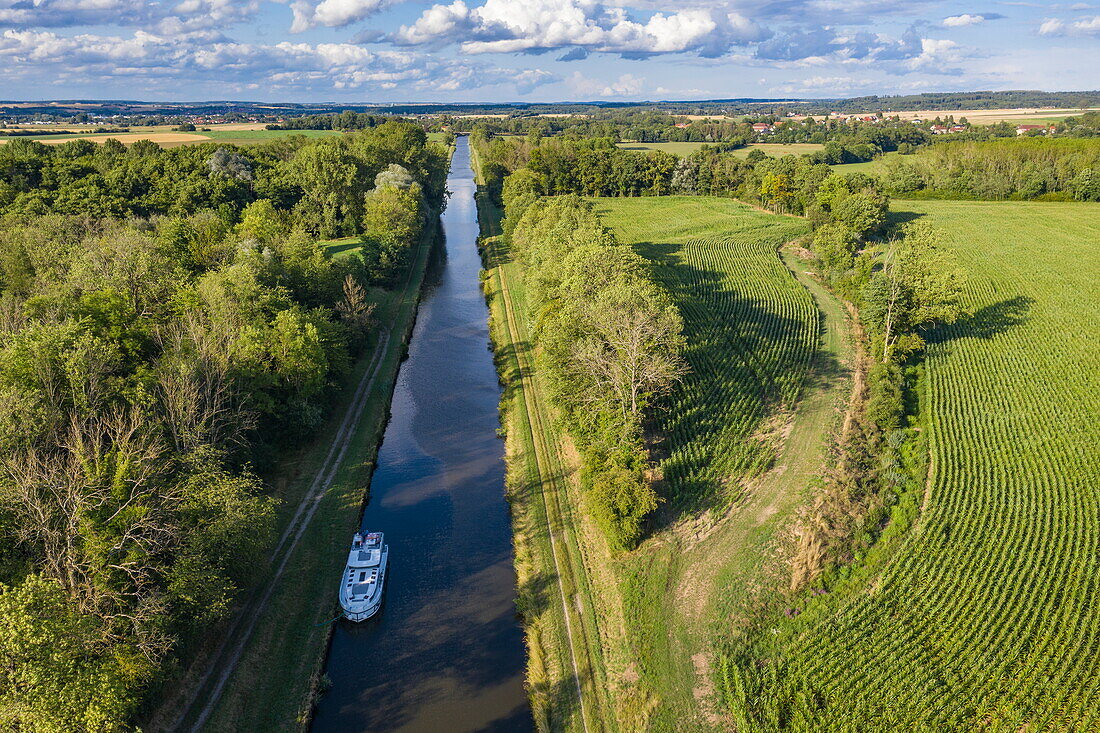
727 200 1100 729
592 195 815 509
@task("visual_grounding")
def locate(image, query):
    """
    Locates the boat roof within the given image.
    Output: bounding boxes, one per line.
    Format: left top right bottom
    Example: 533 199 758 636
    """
349 547 381 568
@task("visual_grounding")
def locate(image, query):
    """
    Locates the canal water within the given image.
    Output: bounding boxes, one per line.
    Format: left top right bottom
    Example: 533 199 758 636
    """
311 136 532 732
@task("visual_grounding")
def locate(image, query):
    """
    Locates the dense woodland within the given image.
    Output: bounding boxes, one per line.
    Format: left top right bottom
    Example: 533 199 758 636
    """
470 116 1100 205
265 111 390 131
0 122 447 730
476 132 891 226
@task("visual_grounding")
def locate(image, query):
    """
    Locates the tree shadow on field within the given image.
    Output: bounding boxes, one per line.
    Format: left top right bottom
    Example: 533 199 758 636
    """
632 238 827 527
886 209 926 229
927 295 1035 345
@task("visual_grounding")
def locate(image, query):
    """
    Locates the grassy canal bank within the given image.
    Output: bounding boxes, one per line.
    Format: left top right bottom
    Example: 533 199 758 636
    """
474 169 632 732
149 221 438 732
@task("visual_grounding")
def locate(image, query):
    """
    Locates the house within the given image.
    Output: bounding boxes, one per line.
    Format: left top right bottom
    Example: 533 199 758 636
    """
950 125 967 133
751 122 772 133
930 125 949 134
674 123 690 129
1016 124 1055 136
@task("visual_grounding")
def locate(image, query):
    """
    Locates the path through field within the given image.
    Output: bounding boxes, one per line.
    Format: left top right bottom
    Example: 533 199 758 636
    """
593 197 850 730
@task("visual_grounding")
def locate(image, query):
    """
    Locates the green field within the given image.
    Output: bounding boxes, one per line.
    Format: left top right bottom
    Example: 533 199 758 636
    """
616 141 712 155
590 197 850 730
728 200 1100 729
731 143 825 158
192 128 340 145
482 190 847 730
830 150 901 176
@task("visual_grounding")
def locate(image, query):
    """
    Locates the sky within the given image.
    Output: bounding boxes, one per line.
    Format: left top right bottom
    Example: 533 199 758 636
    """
0 0 1098 103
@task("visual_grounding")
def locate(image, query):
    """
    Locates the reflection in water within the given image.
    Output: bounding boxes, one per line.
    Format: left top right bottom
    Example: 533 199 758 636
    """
311 137 532 733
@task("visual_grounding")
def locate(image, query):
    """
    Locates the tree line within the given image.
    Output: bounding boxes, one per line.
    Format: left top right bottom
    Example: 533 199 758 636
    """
477 134 892 235
265 111 390 131
501 181 686 552
881 137 1100 201
0 122 447 730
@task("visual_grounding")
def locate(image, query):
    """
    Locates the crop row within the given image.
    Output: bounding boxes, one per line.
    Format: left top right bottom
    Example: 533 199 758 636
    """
594 197 816 508
756 201 1100 729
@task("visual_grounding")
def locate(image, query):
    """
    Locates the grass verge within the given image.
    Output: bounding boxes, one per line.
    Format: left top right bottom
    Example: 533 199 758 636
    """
476 187 632 733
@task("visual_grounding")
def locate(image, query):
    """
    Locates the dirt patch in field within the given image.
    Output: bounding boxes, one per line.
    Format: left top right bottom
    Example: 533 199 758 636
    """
841 302 866 441
691 652 726 726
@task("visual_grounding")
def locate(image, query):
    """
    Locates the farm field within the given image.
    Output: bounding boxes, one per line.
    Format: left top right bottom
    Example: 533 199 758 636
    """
830 151 901 175
726 200 1100 729
589 197 850 730
885 107 1100 124
617 142 825 157
0 124 342 146
730 142 825 157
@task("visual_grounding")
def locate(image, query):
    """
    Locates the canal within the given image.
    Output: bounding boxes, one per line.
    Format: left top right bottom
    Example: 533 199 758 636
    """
311 136 532 732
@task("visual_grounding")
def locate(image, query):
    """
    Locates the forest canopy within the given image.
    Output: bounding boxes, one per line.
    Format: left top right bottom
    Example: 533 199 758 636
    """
0 122 448 731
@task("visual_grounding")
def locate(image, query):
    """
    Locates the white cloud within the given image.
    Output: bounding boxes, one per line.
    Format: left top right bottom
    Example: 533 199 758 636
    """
568 71 644 97
1072 14 1100 32
0 0 261 32
289 0 390 32
905 37 961 70
943 13 985 27
1038 17 1065 34
653 85 708 96
0 28 557 94
772 74 877 94
1038 14 1100 34
394 0 768 57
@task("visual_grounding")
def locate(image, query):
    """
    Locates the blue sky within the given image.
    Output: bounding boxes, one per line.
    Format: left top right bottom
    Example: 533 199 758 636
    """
0 0 1097 102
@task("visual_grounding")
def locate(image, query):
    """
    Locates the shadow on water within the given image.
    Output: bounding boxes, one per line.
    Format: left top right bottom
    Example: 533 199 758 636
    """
310 136 531 733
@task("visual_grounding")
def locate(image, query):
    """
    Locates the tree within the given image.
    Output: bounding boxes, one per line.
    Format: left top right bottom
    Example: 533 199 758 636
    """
1071 167 1100 201
566 273 687 433
207 148 252 181
335 274 375 337
270 308 327 396
862 222 966 361
362 178 422 282
832 190 888 238
237 199 290 245
812 223 861 277
0 575 143 733
760 172 794 212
